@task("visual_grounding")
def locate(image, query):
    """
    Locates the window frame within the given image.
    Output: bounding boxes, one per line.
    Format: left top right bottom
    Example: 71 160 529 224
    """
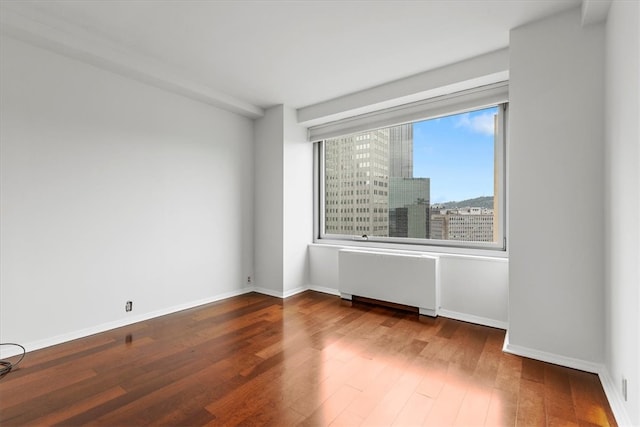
313 100 508 253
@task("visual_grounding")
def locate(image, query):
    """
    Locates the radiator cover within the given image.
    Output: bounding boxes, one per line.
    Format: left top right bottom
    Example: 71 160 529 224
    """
338 249 439 317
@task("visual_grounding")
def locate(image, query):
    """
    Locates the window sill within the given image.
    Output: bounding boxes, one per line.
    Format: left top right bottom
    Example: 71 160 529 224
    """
311 239 509 260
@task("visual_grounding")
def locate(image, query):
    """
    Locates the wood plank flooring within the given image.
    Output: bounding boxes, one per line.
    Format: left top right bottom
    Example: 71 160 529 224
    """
0 291 616 426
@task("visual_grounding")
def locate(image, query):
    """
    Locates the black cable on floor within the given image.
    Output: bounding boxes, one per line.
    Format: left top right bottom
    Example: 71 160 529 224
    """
0 343 26 379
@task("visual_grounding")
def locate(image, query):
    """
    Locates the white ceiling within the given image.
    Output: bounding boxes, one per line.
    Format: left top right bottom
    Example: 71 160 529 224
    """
1 0 582 114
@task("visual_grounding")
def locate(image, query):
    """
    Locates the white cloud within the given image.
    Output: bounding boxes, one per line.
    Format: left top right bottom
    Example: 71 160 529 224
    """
456 112 495 136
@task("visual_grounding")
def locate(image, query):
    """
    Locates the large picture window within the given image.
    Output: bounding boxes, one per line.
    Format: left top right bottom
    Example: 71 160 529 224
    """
317 102 507 251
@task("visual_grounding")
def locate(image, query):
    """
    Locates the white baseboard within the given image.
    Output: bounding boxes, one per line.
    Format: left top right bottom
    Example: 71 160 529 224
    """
283 286 308 298
437 308 508 330
253 285 340 299
0 287 255 359
252 286 308 298
502 333 633 426
252 286 283 298
598 367 634 427
307 285 340 296
419 307 437 317
501 331 602 374
297 288 508 330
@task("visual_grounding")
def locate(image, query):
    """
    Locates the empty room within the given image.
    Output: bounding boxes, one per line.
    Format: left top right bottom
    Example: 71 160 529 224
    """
0 0 638 425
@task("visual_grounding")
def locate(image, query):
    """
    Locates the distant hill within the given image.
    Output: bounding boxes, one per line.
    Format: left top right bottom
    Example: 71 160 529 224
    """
439 196 494 209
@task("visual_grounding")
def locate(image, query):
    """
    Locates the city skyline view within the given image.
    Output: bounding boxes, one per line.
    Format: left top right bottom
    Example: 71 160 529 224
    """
324 105 499 243
413 106 498 203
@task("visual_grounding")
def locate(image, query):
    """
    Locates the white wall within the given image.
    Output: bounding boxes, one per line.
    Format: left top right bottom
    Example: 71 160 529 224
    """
309 245 340 293
508 8 605 366
308 245 508 328
604 1 640 423
254 105 312 297
283 107 313 295
0 36 255 353
254 106 284 294
438 255 508 328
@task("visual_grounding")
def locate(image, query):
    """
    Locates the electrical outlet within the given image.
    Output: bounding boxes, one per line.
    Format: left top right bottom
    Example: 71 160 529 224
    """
622 377 628 401
247 276 252 284
125 301 133 312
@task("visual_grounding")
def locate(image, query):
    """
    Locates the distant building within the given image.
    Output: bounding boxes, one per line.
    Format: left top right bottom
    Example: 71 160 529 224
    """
430 207 494 242
325 123 431 239
324 129 389 236
389 177 430 238
389 177 429 209
429 212 448 240
387 124 430 238
391 203 430 238
389 124 413 178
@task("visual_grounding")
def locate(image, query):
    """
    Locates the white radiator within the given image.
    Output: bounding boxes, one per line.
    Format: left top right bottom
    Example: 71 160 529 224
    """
338 249 439 317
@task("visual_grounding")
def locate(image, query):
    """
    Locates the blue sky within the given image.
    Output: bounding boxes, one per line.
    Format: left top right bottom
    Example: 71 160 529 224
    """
413 106 497 203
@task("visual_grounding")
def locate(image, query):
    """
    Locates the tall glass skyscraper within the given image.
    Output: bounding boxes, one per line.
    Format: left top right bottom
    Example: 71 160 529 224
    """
388 124 430 238
389 124 413 178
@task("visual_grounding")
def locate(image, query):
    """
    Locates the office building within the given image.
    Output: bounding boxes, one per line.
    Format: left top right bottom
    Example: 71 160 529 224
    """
324 130 389 236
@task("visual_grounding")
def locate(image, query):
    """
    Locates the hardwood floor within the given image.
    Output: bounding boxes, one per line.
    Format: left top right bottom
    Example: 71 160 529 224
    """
0 291 616 426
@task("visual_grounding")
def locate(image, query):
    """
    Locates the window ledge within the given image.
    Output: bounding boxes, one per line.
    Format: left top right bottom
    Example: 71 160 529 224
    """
310 239 508 260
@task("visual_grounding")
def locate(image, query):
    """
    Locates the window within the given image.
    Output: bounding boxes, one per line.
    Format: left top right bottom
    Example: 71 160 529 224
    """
315 92 507 251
